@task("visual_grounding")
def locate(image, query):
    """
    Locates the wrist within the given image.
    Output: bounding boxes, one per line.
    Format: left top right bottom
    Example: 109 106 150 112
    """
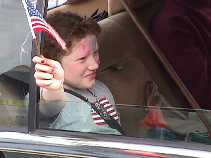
41 83 65 101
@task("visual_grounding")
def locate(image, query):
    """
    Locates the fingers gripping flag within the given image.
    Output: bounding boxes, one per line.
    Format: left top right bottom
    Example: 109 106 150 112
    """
21 0 66 50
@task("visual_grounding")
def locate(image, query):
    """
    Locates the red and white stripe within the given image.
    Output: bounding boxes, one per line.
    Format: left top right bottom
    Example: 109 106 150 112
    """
31 16 66 50
91 97 119 126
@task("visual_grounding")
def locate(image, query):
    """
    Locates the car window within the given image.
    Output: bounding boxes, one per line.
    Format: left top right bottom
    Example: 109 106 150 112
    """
37 0 211 149
0 1 31 131
101 0 211 146
118 105 211 144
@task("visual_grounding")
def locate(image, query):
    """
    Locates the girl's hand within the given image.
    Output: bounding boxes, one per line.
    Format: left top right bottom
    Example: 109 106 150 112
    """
32 56 64 91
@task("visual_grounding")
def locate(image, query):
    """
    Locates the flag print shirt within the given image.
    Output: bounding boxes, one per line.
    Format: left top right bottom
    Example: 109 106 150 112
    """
41 80 121 135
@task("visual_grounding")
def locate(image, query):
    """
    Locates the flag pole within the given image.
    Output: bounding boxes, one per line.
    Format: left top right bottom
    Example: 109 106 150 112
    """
34 36 41 55
22 0 41 131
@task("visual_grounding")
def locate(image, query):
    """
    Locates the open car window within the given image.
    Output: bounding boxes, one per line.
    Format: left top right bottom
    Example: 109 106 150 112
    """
37 0 211 148
35 0 211 149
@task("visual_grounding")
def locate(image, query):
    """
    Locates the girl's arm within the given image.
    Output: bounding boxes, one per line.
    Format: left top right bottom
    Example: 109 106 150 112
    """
32 56 65 101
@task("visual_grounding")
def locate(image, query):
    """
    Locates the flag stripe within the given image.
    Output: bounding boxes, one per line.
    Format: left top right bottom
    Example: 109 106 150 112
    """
95 122 107 126
102 103 111 108
106 107 115 112
22 0 66 50
113 115 119 120
93 117 104 121
98 97 106 102
99 100 109 104
92 114 101 119
109 111 117 116
91 97 119 126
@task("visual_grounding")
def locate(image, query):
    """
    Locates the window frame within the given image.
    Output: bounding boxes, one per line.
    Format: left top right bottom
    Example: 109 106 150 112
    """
25 1 211 157
1 130 211 158
28 0 46 132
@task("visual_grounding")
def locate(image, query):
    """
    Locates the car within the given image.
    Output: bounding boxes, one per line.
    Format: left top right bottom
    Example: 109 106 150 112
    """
0 0 211 157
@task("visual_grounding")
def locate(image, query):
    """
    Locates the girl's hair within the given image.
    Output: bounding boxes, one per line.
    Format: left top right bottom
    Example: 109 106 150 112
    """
41 12 101 61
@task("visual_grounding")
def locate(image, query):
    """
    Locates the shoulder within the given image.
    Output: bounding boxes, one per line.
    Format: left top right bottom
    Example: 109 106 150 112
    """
94 80 109 91
93 80 115 104
94 80 111 96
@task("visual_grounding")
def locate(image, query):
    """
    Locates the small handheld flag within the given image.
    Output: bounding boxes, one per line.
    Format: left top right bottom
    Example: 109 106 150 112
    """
21 0 66 50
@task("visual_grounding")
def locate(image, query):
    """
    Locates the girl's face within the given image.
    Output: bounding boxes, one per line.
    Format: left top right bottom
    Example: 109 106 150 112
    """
61 35 100 89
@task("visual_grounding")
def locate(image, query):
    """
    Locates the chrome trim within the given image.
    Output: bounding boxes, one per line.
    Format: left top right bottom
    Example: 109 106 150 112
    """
0 132 211 158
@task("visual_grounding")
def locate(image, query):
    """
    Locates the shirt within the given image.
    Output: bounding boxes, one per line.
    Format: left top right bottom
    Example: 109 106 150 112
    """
40 80 121 135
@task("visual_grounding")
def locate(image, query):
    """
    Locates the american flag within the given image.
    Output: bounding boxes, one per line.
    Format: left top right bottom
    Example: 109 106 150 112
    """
91 97 119 126
22 0 66 50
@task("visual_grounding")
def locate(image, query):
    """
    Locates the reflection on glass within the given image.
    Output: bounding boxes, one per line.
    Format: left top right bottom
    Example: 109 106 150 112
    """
39 98 211 145
0 1 31 130
102 0 211 145
147 0 211 144
117 105 211 145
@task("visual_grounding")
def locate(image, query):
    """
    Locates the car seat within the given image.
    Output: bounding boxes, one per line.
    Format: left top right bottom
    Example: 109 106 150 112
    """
97 1 187 107
97 0 189 136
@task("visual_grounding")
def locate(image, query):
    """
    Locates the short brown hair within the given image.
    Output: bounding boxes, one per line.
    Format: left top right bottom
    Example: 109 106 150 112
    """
41 12 101 61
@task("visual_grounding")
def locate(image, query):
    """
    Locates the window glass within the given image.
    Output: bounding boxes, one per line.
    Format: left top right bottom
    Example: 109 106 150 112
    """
103 0 211 147
0 1 31 130
144 0 211 146
38 0 211 148
117 106 211 145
